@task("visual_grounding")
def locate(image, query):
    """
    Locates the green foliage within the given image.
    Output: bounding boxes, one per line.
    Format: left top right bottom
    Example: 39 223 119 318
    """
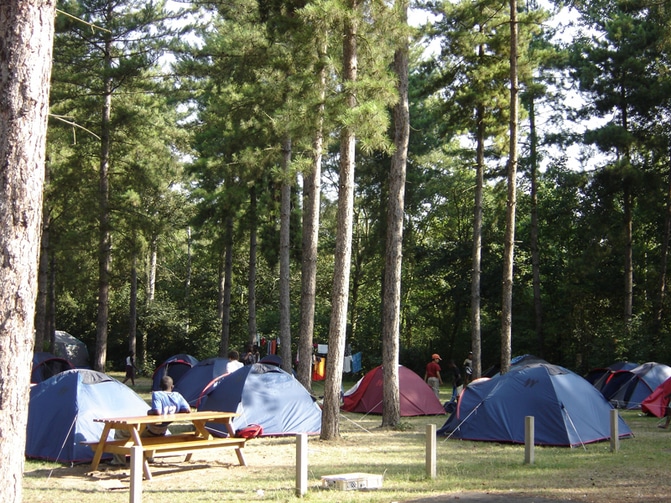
38 0 671 381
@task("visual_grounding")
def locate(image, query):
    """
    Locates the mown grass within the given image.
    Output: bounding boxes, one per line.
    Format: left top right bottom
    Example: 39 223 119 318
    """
22 373 671 502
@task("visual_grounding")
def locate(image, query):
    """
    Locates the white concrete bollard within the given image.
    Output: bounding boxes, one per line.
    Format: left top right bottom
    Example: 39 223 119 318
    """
610 409 619 452
296 433 308 496
525 416 534 464
129 446 143 503
426 423 436 478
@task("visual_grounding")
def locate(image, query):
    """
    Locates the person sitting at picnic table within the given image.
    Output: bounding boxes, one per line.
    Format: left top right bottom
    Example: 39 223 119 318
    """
110 375 190 465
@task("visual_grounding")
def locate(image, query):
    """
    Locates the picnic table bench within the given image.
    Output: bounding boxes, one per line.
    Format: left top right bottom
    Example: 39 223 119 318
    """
86 411 246 480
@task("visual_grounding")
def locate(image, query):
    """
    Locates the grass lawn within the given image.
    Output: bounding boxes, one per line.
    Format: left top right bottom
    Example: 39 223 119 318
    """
22 372 671 502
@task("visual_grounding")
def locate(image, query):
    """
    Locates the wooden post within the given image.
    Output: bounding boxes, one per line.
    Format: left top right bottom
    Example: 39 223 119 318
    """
426 423 436 478
296 433 308 496
610 409 619 452
129 446 142 503
524 416 534 464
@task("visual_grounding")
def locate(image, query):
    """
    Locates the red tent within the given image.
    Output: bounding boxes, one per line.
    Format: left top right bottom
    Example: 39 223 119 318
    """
641 376 671 418
341 365 445 416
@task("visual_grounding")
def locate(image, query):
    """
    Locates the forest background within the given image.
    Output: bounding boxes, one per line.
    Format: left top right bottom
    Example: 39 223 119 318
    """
37 0 671 386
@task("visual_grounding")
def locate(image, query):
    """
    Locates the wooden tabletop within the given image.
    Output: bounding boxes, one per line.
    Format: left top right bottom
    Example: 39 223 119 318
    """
94 410 239 425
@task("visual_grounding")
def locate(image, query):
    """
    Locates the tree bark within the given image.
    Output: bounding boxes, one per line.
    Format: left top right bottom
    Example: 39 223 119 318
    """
321 0 358 440
147 235 158 303
0 1 55 500
129 250 138 360
500 0 519 375
94 26 113 373
382 0 410 428
471 97 485 380
34 163 50 353
219 215 233 357
248 188 258 347
297 51 326 391
528 94 543 357
279 137 292 372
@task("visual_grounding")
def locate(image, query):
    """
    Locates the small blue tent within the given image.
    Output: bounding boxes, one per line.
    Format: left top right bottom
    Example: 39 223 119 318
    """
151 354 199 391
31 352 74 383
198 363 322 437
585 361 638 392
600 362 671 409
26 369 149 463
438 362 633 447
173 357 229 406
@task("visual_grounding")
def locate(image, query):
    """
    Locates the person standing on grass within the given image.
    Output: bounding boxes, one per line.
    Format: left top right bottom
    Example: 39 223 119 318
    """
463 351 473 386
446 359 463 400
122 351 138 386
226 350 244 374
424 353 443 399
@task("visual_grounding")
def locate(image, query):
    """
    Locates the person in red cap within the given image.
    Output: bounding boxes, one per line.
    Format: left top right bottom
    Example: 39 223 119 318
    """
424 353 443 399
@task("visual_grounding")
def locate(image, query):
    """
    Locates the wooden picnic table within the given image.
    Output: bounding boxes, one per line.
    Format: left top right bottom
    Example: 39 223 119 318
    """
87 411 247 480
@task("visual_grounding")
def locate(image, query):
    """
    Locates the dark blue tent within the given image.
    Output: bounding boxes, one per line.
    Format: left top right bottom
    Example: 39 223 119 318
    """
438 362 633 447
600 362 671 409
31 352 74 383
585 361 638 392
151 354 199 391
173 357 229 406
198 363 322 437
26 369 149 463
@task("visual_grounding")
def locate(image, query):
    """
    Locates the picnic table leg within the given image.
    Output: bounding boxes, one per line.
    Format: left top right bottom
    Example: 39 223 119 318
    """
128 425 153 480
90 423 112 471
142 457 152 481
221 419 247 466
234 447 247 467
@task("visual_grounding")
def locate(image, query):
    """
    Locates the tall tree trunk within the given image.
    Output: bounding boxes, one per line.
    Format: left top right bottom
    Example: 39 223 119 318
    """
501 0 519 375
528 94 543 357
624 183 633 325
94 29 113 373
49 253 56 348
248 188 258 347
219 214 234 357
471 97 485 380
382 0 410 428
129 249 138 362
653 151 671 338
147 234 158 303
0 1 54 500
34 163 50 353
322 0 358 440
298 50 326 391
279 137 292 372
186 226 192 336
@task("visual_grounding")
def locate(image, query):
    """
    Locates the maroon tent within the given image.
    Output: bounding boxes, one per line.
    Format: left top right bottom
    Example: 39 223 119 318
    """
641 376 671 418
341 365 445 416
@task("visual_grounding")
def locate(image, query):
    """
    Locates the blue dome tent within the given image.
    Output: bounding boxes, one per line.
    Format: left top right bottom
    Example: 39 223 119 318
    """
26 369 149 463
438 362 633 447
173 357 229 406
600 361 671 409
585 361 638 392
151 353 199 391
31 352 74 384
198 363 322 437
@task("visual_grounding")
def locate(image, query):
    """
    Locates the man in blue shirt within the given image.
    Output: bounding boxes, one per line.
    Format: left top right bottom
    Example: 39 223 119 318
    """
145 375 191 435
110 375 190 465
